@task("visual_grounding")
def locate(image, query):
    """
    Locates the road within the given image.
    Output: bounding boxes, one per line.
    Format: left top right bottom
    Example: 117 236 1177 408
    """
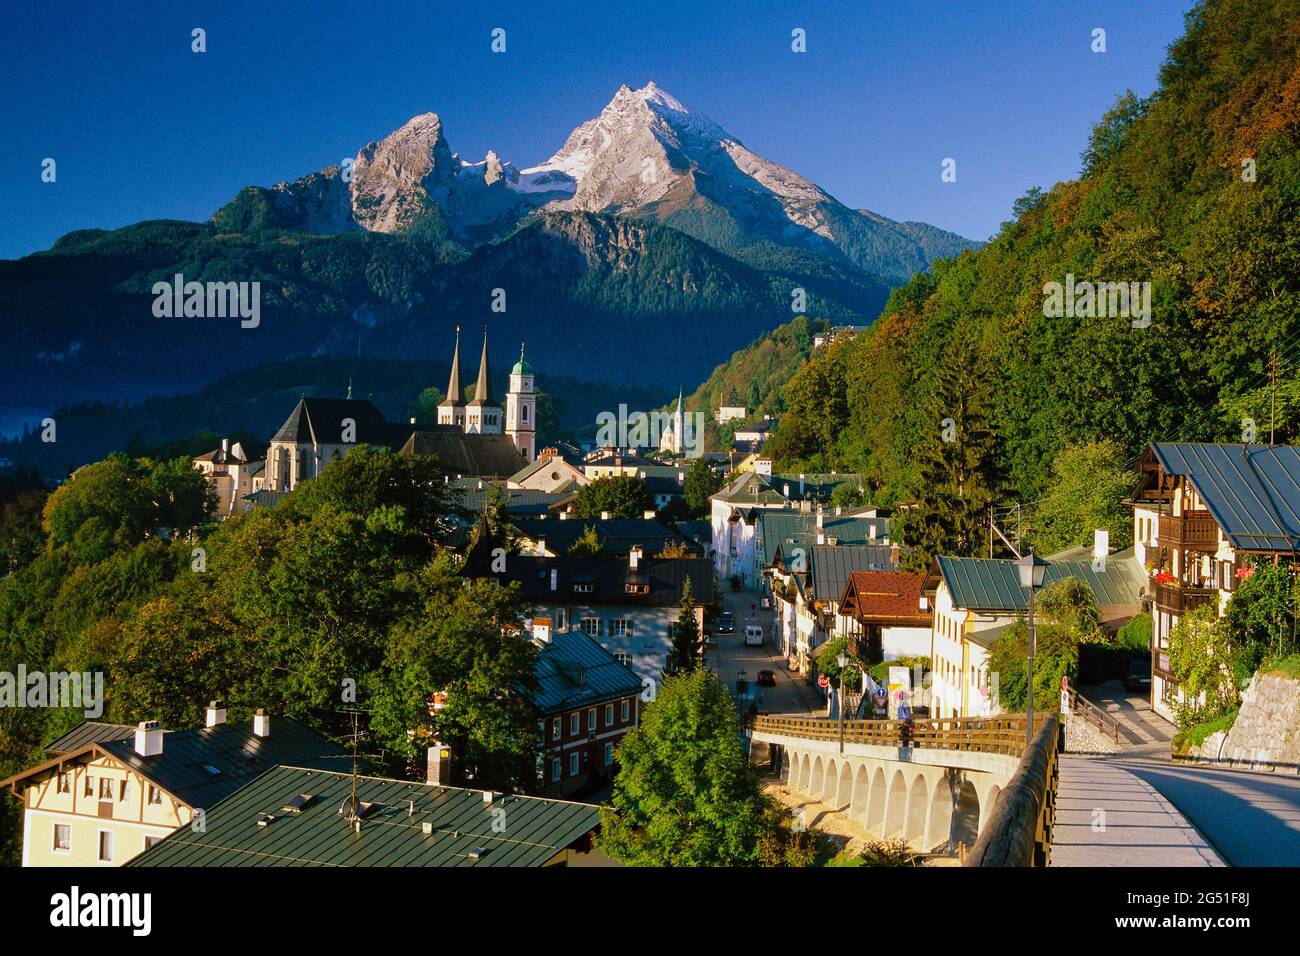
705 587 822 717
1107 759 1300 866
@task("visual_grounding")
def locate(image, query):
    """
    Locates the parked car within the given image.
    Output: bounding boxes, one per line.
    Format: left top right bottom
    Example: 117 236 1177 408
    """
744 624 764 646
1126 657 1153 693
757 670 776 687
717 613 735 634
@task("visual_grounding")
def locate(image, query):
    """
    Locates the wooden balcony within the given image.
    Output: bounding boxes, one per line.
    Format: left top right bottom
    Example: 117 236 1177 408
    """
1157 510 1218 551
1153 582 1219 615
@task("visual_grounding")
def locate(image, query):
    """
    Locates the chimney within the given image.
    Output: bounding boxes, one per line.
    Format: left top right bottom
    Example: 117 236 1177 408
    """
220 437 231 456
600 510 611 520
426 743 451 786
890 544 900 566
252 708 271 738
816 511 824 530
1093 529 1109 559
409 417 416 424
869 523 878 541
799 473 806 495
536 538 546 556
559 512 569 520
783 483 791 498
629 546 642 570
643 510 656 519
919 594 930 613
134 721 163 757
205 699 227 727
533 617 552 643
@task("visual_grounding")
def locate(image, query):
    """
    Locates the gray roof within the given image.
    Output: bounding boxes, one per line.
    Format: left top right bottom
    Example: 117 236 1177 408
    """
271 398 392 446
937 547 1146 613
760 511 890 567
532 630 644 714
810 545 898 602
510 517 699 557
129 765 601 867
400 429 526 479
1150 443 1300 552
44 721 135 756
98 717 349 810
456 486 567 516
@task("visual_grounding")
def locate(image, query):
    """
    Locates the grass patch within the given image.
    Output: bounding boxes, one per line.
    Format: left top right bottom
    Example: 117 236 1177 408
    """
1172 709 1239 754
1265 653 1300 679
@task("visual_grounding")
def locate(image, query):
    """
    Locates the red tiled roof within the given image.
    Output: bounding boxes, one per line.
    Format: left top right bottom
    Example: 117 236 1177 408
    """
839 570 931 622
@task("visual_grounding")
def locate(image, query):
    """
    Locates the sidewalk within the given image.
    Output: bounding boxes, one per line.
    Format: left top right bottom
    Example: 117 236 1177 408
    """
1050 757 1224 866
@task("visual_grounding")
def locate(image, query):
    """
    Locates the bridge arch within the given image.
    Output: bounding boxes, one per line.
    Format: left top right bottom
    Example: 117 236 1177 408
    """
904 773 929 845
865 767 887 834
883 769 908 837
926 778 954 852
833 761 853 809
810 756 825 799
952 779 981 850
980 785 1002 832
850 764 871 822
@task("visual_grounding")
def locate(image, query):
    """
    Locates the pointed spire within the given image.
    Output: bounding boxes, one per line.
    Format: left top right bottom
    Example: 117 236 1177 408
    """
440 326 462 406
473 326 494 404
346 377 353 400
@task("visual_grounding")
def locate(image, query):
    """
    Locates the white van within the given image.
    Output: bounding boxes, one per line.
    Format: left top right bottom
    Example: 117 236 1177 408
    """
744 624 764 647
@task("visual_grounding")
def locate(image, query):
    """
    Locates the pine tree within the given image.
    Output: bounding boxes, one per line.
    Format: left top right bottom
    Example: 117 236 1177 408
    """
668 576 700 674
898 338 1003 571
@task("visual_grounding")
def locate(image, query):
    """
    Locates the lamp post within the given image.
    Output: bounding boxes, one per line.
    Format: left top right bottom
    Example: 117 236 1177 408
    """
837 652 848 754
1016 551 1048 746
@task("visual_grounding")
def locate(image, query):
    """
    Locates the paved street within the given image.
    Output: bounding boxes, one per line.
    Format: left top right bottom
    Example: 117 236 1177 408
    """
1050 758 1225 867
705 587 822 716
1079 682 1173 759
1108 760 1300 866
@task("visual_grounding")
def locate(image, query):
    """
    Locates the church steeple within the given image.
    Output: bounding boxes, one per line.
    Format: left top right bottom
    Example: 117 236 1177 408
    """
469 326 494 405
440 326 463 406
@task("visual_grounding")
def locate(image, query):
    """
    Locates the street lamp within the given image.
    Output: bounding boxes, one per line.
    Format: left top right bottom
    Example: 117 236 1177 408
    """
1016 551 1049 746
837 652 848 754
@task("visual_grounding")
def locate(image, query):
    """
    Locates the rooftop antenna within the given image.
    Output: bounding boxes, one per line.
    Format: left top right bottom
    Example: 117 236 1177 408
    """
338 708 371 824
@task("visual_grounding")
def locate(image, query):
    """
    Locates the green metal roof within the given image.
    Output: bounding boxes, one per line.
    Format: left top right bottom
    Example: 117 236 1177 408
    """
44 721 135 756
759 512 890 567
937 548 1145 613
532 630 644 715
1151 443 1300 552
129 765 601 867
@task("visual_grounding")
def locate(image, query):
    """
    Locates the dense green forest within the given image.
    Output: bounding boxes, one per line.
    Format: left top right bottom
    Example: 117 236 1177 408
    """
765 0 1299 553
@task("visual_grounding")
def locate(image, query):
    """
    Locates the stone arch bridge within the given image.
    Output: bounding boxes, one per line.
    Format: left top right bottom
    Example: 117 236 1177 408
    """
749 714 1048 855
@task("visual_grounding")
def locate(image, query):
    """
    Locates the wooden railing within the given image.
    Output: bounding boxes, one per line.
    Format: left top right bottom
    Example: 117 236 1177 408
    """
751 713 1056 757
1064 687 1122 744
964 714 1061 868
1157 510 1218 550
1153 582 1218 614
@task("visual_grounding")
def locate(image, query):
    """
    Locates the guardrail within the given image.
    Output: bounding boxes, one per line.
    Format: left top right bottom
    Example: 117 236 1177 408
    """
751 713 1057 757
963 714 1061 867
1065 688 1122 744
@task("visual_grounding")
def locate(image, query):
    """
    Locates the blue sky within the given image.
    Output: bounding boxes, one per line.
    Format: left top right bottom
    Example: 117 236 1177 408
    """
1 0 1192 260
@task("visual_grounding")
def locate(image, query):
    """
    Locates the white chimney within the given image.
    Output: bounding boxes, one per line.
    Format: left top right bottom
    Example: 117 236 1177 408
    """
629 546 642 570
559 512 569 520
536 538 547 556
426 743 451 786
409 417 416 424
532 617 552 643
220 437 231 456
869 523 878 540
134 721 163 757
252 708 271 738
919 595 930 612
799 474 806 495
816 512 824 530
1093 529 1109 559
817 531 826 545
643 510 656 519
783 483 791 498
205 699 227 727
600 510 611 520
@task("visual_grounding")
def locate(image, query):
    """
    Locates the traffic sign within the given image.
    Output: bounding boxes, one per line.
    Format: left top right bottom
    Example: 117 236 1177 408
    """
817 674 830 688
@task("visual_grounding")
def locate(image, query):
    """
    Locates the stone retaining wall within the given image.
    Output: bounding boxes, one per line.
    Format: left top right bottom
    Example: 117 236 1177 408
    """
1199 671 1300 771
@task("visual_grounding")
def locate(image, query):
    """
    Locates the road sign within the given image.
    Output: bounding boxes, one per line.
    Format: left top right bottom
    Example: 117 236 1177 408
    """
817 674 830 688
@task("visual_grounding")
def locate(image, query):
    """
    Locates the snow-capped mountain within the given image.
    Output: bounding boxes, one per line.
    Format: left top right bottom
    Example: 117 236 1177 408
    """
213 83 974 279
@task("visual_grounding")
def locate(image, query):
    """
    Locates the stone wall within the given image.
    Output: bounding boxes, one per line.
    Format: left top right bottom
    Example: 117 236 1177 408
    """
1064 714 1119 754
1211 671 1300 770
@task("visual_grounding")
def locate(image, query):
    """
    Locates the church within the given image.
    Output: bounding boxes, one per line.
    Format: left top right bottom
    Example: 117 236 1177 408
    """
437 326 537 463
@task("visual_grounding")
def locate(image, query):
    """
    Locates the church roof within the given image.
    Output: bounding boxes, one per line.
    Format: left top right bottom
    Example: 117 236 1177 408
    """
439 327 463 407
270 398 391 446
400 428 525 479
465 329 496 407
511 342 534 377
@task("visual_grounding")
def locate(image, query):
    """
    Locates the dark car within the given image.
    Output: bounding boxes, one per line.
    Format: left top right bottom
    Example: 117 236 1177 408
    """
717 613 735 634
756 670 776 687
1126 657 1153 693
